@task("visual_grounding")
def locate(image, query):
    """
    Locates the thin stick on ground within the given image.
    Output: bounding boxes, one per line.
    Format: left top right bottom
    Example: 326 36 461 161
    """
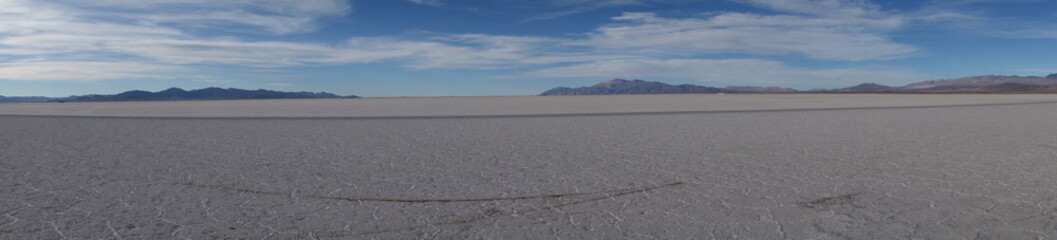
184 181 685 238
324 182 686 238
185 182 684 203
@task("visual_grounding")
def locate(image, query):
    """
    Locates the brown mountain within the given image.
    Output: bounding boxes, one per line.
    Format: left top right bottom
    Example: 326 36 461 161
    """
898 75 1057 91
722 86 798 93
0 95 54 102
983 84 1057 93
836 83 894 92
540 79 727 95
69 87 357 101
541 74 1057 96
540 79 810 95
825 74 1057 93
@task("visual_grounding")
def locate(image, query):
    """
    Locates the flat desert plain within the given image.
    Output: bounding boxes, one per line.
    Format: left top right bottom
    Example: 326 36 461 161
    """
3 94 1057 239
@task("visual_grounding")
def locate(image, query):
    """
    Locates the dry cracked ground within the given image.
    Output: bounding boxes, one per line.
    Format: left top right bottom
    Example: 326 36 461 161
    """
3 95 1057 239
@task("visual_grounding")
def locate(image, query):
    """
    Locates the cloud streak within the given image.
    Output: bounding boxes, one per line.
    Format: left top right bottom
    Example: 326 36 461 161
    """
60 0 351 34
408 0 442 6
523 0 647 22
0 0 924 85
737 0 883 17
580 10 913 61
899 0 1057 39
0 61 183 81
0 0 360 77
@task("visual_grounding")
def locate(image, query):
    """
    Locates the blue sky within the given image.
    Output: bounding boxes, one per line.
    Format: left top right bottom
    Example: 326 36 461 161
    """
1 0 1056 97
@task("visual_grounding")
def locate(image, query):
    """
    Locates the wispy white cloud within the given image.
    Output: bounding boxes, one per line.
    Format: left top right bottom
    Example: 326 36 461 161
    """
59 0 351 34
519 58 923 87
0 61 184 81
580 10 913 61
518 0 925 82
405 34 574 68
904 0 1057 38
737 0 883 17
0 1 182 56
0 0 922 86
123 35 571 69
194 79 232 84
335 35 630 69
522 0 716 22
549 0 644 4
65 0 351 15
408 0 443 6
0 0 596 71
0 0 363 80
523 0 647 22
0 0 350 55
927 16 1057 39
111 39 351 67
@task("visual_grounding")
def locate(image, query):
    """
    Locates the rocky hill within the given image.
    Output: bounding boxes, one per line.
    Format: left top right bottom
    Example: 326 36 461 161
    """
0 96 54 102
541 79 799 95
541 79 727 95
835 83 894 92
722 86 798 93
70 87 357 101
542 74 1057 95
899 75 1057 91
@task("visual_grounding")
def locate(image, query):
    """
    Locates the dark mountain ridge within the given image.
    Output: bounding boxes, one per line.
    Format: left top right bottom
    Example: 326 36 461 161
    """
0 96 54 102
72 87 356 101
540 79 801 95
0 87 357 102
898 75 1057 91
5 73 1057 101
835 83 894 92
722 86 798 93
542 73 1057 95
541 79 727 95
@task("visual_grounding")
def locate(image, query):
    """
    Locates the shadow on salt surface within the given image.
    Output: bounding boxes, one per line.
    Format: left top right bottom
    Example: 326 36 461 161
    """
798 192 862 211
186 181 685 238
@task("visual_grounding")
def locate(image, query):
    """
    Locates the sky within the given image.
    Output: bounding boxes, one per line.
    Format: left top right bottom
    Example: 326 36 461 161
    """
1 0 1056 97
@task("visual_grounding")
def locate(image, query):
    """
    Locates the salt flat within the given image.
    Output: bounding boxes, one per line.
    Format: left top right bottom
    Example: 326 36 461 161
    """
3 94 1057 239
1 94 1056 118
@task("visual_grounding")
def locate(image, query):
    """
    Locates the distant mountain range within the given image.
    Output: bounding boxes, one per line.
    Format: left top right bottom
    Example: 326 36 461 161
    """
541 79 796 95
0 87 356 102
0 96 55 103
721 86 799 93
4 74 1057 102
831 75 1057 92
541 74 1057 95
541 79 726 95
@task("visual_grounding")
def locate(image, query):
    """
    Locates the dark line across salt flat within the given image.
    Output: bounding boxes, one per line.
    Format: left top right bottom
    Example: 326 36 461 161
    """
3 99 1057 120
